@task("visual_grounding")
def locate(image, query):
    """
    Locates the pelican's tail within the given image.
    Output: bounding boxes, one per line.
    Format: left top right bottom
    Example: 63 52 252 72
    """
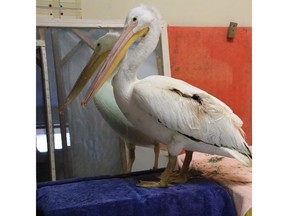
225 120 252 167
223 144 252 167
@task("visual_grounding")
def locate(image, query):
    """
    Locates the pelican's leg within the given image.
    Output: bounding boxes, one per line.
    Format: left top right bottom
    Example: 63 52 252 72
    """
179 151 193 180
168 151 193 184
152 143 160 170
127 144 136 173
137 154 177 188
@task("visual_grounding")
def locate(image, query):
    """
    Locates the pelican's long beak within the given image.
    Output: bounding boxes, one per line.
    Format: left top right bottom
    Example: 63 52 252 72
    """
81 24 149 107
59 44 109 114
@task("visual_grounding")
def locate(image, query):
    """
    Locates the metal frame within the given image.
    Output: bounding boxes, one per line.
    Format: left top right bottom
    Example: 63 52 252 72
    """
36 18 171 76
37 29 57 181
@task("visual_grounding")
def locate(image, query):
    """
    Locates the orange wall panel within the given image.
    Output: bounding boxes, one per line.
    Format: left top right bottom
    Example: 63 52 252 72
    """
167 26 252 144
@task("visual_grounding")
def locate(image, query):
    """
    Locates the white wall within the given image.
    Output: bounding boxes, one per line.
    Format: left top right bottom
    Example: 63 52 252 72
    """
81 0 251 26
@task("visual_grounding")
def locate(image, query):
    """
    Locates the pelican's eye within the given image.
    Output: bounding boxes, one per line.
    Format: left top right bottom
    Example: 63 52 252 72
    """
97 43 100 47
132 17 137 22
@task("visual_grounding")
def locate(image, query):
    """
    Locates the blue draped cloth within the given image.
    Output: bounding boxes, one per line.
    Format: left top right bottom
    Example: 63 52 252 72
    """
37 169 236 216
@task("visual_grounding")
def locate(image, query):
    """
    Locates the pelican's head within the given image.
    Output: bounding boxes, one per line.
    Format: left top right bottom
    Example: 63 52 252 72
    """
96 32 120 53
81 5 162 106
59 32 120 113
124 5 162 34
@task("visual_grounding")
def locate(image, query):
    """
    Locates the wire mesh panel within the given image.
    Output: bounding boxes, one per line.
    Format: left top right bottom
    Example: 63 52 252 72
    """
36 20 170 179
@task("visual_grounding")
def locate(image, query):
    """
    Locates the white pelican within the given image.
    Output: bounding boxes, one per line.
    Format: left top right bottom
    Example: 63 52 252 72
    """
81 5 252 187
60 32 161 172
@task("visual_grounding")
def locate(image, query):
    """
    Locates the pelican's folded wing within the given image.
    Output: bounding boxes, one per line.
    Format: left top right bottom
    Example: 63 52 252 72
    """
133 75 248 154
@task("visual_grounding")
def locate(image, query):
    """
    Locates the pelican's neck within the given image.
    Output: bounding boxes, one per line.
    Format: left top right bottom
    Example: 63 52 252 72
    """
114 19 162 84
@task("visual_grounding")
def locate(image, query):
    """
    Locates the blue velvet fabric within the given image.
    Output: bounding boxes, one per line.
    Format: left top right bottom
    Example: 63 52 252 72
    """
37 169 236 216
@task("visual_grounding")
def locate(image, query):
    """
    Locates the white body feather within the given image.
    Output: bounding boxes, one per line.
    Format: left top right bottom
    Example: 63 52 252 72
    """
93 77 158 149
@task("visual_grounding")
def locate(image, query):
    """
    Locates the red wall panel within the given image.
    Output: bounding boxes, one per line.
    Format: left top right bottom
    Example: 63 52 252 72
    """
167 26 252 144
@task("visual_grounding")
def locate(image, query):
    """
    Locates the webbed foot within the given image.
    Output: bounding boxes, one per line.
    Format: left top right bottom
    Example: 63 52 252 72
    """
137 180 173 188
